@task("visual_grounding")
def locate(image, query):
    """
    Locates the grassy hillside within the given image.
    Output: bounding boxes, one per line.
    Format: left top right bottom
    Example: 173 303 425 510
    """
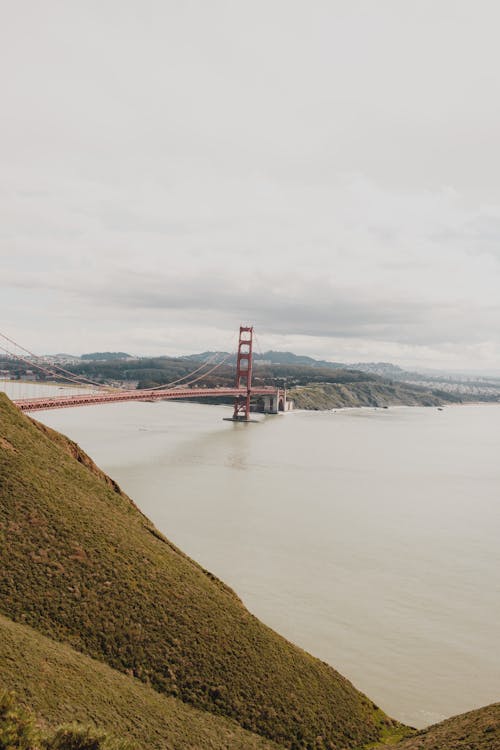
289 382 460 410
1 623 497 750
0 392 398 749
392 703 499 749
0 613 280 749
1 688 137 750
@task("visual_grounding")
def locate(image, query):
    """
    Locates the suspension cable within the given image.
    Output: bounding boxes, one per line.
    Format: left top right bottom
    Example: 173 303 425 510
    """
177 351 236 388
0 344 100 389
143 329 238 391
251 329 281 390
0 331 113 390
144 350 226 390
0 329 239 395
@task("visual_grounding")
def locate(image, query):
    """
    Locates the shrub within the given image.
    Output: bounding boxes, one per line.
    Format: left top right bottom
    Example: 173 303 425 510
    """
45 726 135 750
45 726 105 750
0 691 39 750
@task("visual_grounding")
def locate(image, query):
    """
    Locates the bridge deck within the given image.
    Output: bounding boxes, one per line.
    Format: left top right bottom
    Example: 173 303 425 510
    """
14 386 280 412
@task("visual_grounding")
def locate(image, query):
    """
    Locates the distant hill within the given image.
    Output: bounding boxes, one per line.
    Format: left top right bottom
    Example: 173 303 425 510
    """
257 353 416 379
51 352 81 360
182 349 412 376
180 350 500 401
180 350 237 368
288 382 462 410
81 352 134 360
348 362 407 378
181 350 344 368
255 351 344 368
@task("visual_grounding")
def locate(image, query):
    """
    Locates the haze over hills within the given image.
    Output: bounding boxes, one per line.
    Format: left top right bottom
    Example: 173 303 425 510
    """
58 348 500 382
80 352 135 361
181 350 500 401
18 345 500 383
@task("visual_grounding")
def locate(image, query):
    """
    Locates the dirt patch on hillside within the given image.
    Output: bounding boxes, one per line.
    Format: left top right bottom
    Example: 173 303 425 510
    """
0 437 16 452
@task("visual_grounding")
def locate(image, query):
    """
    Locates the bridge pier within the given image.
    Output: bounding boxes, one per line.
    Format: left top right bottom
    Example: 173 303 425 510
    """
262 393 279 414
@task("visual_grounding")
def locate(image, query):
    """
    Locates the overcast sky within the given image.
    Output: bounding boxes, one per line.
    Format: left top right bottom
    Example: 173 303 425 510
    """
2 1 500 369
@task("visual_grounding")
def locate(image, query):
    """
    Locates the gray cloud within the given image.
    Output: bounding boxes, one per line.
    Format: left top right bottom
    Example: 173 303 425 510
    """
2 2 500 369
6 261 499 352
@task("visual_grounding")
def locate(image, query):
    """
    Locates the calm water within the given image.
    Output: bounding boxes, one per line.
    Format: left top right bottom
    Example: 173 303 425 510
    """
8 387 500 728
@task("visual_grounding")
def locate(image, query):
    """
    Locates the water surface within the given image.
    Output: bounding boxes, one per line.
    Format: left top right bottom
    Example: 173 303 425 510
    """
10 390 500 728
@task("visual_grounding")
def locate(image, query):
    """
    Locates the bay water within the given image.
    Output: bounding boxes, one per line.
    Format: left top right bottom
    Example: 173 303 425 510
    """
6 386 499 728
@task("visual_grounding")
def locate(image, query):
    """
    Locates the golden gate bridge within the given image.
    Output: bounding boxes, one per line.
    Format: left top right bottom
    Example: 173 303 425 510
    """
1 326 287 421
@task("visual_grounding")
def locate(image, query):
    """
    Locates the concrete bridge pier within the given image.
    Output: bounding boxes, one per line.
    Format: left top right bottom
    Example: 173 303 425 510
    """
261 390 286 414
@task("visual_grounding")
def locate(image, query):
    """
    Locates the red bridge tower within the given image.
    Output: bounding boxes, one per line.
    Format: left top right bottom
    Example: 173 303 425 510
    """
232 325 254 420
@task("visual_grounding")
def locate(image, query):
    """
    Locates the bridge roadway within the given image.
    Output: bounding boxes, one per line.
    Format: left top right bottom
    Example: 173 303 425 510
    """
14 386 281 412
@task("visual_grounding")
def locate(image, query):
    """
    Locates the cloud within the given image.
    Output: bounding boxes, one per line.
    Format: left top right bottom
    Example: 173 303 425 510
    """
2 2 500 369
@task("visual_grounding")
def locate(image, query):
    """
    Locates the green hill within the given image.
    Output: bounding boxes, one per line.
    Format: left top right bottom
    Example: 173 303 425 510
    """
391 703 499 749
0 393 397 749
0 613 280 749
289 382 460 409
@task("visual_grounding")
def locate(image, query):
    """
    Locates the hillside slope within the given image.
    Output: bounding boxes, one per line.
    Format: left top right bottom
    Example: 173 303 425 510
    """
392 703 499 749
289 382 460 410
0 613 281 750
0 393 397 749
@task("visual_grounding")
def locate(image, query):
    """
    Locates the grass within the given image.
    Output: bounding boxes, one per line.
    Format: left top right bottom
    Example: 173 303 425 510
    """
392 703 499 750
0 613 280 749
0 392 398 749
0 689 133 749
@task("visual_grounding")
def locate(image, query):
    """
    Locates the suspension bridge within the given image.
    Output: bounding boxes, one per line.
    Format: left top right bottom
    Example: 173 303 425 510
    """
1 326 288 421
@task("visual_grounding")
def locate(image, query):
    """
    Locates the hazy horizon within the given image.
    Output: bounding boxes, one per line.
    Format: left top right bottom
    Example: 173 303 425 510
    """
38 345 500 378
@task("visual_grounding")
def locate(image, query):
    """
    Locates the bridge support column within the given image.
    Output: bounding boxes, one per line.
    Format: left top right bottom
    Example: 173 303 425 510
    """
279 389 287 412
232 326 254 421
262 393 279 414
